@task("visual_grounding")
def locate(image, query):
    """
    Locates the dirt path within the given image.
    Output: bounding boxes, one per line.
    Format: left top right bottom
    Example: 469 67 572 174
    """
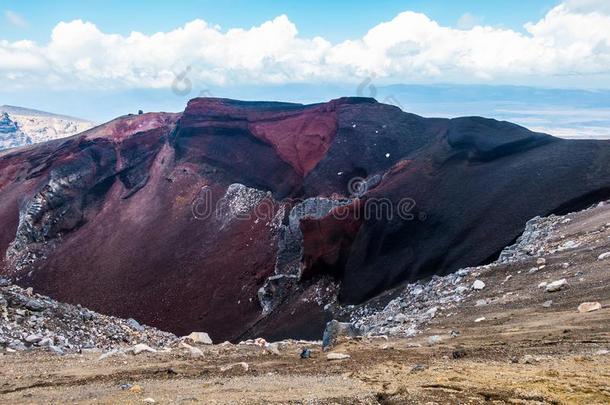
1 302 608 404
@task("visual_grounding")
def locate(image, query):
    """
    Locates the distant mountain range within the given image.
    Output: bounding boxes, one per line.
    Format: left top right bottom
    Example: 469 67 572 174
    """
0 105 94 151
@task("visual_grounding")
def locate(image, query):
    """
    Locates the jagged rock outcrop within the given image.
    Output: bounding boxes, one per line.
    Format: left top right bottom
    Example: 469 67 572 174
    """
1 97 610 342
0 106 93 151
0 112 31 150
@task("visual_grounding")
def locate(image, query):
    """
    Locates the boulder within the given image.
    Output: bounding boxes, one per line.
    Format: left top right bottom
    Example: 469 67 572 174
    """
183 332 213 345
322 320 361 350
577 302 602 313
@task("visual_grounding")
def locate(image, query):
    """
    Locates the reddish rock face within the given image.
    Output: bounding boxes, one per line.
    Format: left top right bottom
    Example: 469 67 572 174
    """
2 97 610 341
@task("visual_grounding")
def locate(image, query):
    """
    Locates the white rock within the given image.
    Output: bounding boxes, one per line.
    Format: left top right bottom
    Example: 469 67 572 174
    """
427 335 442 345
474 317 486 323
536 258 546 265
326 352 351 360
545 279 567 292
180 342 203 358
475 299 488 307
542 300 553 308
538 281 548 288
265 342 281 355
472 280 485 290
425 307 438 318
183 332 213 345
142 399 156 404
132 344 157 355
577 302 602 313
220 362 249 371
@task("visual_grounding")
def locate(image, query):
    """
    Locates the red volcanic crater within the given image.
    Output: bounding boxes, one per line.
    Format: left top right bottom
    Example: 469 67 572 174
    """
2 97 610 341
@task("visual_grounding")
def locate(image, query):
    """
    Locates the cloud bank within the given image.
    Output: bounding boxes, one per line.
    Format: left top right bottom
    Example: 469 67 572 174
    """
2 0 610 90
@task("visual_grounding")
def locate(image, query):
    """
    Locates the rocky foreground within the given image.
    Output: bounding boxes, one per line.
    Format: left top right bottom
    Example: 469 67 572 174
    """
0 279 175 354
1 201 610 404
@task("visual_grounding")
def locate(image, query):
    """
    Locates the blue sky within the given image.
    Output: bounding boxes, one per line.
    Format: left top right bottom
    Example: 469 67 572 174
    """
1 0 609 138
1 1 559 43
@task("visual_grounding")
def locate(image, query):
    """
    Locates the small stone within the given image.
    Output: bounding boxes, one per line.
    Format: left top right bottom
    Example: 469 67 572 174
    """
326 352 351 361
560 262 570 269
126 318 144 331
520 354 539 364
542 300 553 308
129 385 144 394
38 337 53 347
577 302 602 313
0 278 10 287
545 279 567 292
393 313 408 323
183 332 213 345
454 285 468 294
24 299 45 312
472 280 485 290
48 346 64 355
410 364 427 373
142 399 156 404
427 335 442 345
452 348 466 359
24 334 42 344
300 348 311 359
449 330 460 338
474 317 486 323
538 281 548 288
598 252 610 260
536 258 546 265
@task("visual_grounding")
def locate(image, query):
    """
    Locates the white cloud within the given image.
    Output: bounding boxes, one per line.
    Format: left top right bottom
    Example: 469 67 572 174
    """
564 0 610 14
4 10 28 28
0 1 610 90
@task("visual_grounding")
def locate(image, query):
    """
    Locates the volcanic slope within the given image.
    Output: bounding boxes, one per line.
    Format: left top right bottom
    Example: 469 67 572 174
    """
1 97 610 341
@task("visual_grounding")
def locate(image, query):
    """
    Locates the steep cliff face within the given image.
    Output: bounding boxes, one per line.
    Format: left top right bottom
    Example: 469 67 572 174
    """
1 97 610 341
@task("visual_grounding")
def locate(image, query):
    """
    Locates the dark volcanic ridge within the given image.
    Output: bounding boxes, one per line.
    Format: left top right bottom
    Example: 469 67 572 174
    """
1 96 610 342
